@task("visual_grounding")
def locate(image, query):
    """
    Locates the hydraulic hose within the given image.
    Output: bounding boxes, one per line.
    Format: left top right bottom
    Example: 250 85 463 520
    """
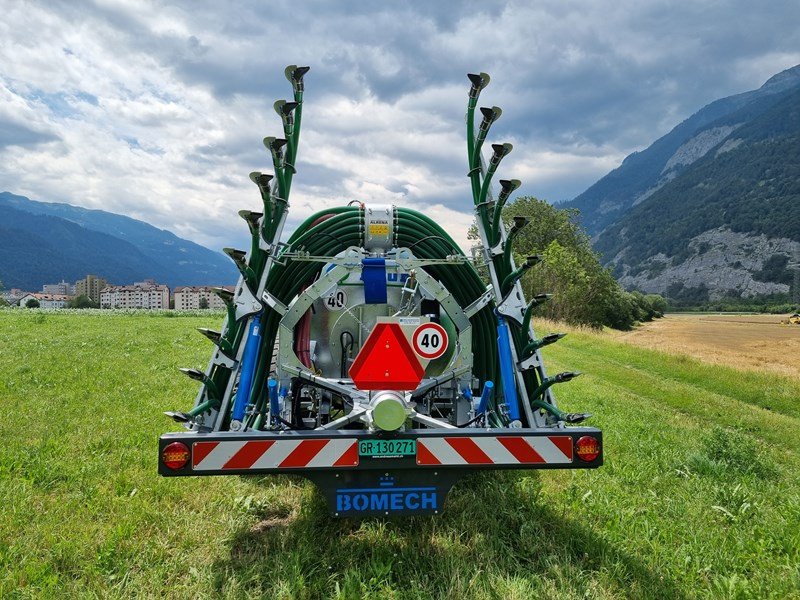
229 205 512 428
192 68 558 431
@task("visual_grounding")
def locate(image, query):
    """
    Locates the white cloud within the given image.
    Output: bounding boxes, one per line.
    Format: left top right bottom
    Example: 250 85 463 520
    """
0 0 798 254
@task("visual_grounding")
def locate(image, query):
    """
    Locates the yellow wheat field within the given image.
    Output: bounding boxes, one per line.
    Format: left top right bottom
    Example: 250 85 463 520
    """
613 313 800 378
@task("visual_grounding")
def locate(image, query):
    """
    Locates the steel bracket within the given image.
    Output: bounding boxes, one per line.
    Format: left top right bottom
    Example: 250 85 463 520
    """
234 283 263 320
518 352 542 371
211 349 237 369
464 287 494 318
262 291 288 316
496 289 527 326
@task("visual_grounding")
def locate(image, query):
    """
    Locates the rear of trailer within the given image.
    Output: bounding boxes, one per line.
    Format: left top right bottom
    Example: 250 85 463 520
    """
158 66 602 517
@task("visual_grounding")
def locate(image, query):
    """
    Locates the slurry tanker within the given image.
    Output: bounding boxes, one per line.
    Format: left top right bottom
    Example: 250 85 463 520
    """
158 66 602 516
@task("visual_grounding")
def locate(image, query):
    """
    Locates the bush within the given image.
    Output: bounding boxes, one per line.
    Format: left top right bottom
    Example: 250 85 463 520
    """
66 295 99 309
472 197 646 329
25 298 40 308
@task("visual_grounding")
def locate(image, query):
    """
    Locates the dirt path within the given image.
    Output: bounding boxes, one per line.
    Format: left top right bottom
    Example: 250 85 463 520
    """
613 314 800 378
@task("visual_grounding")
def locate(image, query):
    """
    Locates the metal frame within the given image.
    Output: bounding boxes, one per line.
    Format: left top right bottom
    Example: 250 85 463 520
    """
161 66 602 518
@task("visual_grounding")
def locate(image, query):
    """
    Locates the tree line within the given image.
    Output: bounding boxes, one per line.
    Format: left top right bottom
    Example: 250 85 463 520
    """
472 197 666 329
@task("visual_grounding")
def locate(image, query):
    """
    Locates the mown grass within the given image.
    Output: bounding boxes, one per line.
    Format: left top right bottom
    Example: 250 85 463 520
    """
0 310 798 599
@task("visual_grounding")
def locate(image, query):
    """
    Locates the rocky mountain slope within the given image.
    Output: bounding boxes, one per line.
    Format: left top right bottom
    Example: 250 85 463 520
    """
566 66 800 301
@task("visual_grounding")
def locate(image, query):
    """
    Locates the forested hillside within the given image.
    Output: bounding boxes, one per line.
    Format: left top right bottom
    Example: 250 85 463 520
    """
0 192 237 289
564 66 800 302
595 87 800 300
567 65 800 237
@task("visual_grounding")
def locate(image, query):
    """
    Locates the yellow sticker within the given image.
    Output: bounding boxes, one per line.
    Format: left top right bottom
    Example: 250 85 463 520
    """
369 223 390 235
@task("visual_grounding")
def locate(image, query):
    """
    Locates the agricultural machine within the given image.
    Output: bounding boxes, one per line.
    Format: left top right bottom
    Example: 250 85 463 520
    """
158 66 602 516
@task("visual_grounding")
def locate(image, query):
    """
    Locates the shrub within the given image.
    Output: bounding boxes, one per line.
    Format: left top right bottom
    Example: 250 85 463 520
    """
471 197 643 329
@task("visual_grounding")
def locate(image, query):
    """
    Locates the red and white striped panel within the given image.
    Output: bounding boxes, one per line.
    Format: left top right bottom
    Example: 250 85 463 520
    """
192 438 359 471
416 436 573 466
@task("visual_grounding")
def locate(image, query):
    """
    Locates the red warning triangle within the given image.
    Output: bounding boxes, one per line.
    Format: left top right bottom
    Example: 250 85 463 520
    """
349 323 425 390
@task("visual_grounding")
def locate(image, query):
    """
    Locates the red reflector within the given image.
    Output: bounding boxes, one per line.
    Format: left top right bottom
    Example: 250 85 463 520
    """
348 323 424 390
162 441 190 470
575 436 600 462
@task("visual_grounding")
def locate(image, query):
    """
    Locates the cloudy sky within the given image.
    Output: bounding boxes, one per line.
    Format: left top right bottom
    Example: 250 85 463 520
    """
2 1 799 252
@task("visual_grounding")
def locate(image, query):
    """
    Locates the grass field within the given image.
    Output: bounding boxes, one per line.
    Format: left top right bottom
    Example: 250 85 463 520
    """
1 310 799 599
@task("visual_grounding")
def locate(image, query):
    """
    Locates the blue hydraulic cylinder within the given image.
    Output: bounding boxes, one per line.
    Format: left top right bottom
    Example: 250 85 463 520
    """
476 380 494 415
496 317 520 422
231 316 263 422
268 378 280 424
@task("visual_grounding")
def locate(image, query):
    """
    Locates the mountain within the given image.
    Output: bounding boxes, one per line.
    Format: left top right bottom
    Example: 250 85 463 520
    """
568 65 800 237
0 192 238 290
565 66 800 301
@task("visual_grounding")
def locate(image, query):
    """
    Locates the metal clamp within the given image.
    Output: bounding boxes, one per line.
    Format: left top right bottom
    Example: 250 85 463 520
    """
464 287 494 318
234 283 264 320
258 237 273 252
496 290 526 326
518 352 541 371
261 291 288 316
211 349 237 369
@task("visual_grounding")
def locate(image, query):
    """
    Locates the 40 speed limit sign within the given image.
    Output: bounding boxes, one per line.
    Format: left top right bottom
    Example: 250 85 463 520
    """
412 322 448 360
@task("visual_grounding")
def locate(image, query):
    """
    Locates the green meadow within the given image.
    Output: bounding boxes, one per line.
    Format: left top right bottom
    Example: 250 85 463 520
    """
0 311 798 599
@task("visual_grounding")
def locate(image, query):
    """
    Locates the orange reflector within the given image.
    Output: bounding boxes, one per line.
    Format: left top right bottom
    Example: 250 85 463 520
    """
162 441 190 470
575 436 600 462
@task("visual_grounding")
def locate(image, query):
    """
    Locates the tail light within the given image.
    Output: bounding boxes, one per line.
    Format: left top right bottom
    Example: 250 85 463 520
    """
575 436 600 462
162 441 190 470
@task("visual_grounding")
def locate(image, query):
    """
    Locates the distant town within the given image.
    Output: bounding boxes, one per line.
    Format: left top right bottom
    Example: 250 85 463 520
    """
0 275 234 310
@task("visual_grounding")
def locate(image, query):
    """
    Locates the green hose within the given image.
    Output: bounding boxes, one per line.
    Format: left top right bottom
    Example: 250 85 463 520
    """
191 68 557 431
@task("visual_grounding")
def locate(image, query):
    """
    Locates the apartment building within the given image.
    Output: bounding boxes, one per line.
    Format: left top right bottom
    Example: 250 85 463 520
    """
42 280 75 295
75 275 108 303
173 286 233 309
100 281 169 309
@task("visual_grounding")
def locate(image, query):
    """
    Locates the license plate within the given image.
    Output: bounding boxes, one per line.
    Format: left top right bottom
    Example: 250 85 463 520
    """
358 439 416 458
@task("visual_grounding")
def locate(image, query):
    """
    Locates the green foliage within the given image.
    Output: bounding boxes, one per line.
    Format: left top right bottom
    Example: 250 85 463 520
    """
488 197 664 329
627 291 667 321
695 426 776 478
25 298 40 308
644 293 668 315
670 290 799 313
753 253 793 284
198 297 209 309
66 295 99 309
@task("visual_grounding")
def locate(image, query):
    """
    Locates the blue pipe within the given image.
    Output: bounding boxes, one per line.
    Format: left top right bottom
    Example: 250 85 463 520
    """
268 378 280 424
496 317 520 422
231 315 263 422
476 380 494 415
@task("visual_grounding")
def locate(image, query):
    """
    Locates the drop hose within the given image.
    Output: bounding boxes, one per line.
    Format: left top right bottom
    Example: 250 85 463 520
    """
187 66 555 432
